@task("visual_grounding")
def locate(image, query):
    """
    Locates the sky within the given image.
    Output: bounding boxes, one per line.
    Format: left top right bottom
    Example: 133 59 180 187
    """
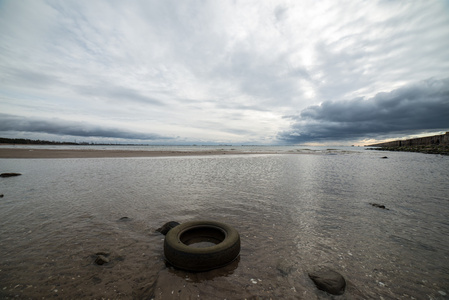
1 0 448 145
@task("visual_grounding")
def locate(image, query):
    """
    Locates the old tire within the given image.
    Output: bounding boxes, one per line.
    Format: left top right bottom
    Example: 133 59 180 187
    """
164 220 240 272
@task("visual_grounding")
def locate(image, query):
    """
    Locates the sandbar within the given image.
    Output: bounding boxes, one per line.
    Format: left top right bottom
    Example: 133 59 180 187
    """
0 148 273 159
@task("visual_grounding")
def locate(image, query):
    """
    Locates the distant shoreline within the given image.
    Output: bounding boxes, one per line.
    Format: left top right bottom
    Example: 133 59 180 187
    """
0 148 276 159
365 132 449 155
366 145 449 155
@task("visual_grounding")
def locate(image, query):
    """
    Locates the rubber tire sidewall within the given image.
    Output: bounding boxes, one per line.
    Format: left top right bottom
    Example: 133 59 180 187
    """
164 220 240 272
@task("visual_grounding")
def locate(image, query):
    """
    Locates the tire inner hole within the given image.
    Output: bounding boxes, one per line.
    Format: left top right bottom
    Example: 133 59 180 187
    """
180 226 226 248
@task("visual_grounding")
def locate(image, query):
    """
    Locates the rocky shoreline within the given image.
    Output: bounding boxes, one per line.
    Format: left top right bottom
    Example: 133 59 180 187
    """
366 132 449 155
367 145 449 155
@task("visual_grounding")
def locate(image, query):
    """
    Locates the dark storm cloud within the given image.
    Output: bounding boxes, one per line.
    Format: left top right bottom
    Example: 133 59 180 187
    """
0 114 171 140
278 78 449 143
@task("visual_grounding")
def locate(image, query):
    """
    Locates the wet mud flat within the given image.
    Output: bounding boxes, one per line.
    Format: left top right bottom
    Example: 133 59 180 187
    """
1 207 446 300
0 215 365 300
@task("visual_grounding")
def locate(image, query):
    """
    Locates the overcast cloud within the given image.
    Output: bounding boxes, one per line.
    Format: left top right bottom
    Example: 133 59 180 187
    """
1 0 448 145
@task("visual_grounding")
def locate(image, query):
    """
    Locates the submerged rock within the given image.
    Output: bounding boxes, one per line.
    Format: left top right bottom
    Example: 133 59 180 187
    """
156 221 180 235
95 255 109 265
94 252 111 265
308 266 346 295
0 173 22 178
370 203 389 210
276 259 295 277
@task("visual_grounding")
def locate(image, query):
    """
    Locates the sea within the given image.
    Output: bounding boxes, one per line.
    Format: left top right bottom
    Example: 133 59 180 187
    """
0 145 448 299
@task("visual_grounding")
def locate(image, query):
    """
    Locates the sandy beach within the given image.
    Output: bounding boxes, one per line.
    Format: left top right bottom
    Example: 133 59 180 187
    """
0 148 267 159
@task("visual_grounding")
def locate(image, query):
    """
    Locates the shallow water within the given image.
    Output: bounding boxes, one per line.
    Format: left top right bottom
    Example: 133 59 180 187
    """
0 151 448 299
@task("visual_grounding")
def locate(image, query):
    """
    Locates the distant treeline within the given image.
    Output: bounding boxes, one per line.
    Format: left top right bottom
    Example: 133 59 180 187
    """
0 137 79 145
0 137 148 146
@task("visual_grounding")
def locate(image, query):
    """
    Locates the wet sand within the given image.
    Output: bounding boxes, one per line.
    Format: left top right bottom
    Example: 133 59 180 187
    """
0 148 271 159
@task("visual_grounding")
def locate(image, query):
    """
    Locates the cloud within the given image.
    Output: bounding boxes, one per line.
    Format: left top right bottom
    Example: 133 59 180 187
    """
2 68 63 88
1 1 449 144
0 114 172 141
278 78 449 143
76 85 164 106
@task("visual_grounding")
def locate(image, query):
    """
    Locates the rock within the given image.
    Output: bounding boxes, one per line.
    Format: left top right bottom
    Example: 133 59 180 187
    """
94 252 110 265
370 203 388 210
118 217 131 221
0 173 22 178
276 259 295 277
381 156 388 159
95 255 109 265
0 194 3 198
156 221 180 235
309 267 346 295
